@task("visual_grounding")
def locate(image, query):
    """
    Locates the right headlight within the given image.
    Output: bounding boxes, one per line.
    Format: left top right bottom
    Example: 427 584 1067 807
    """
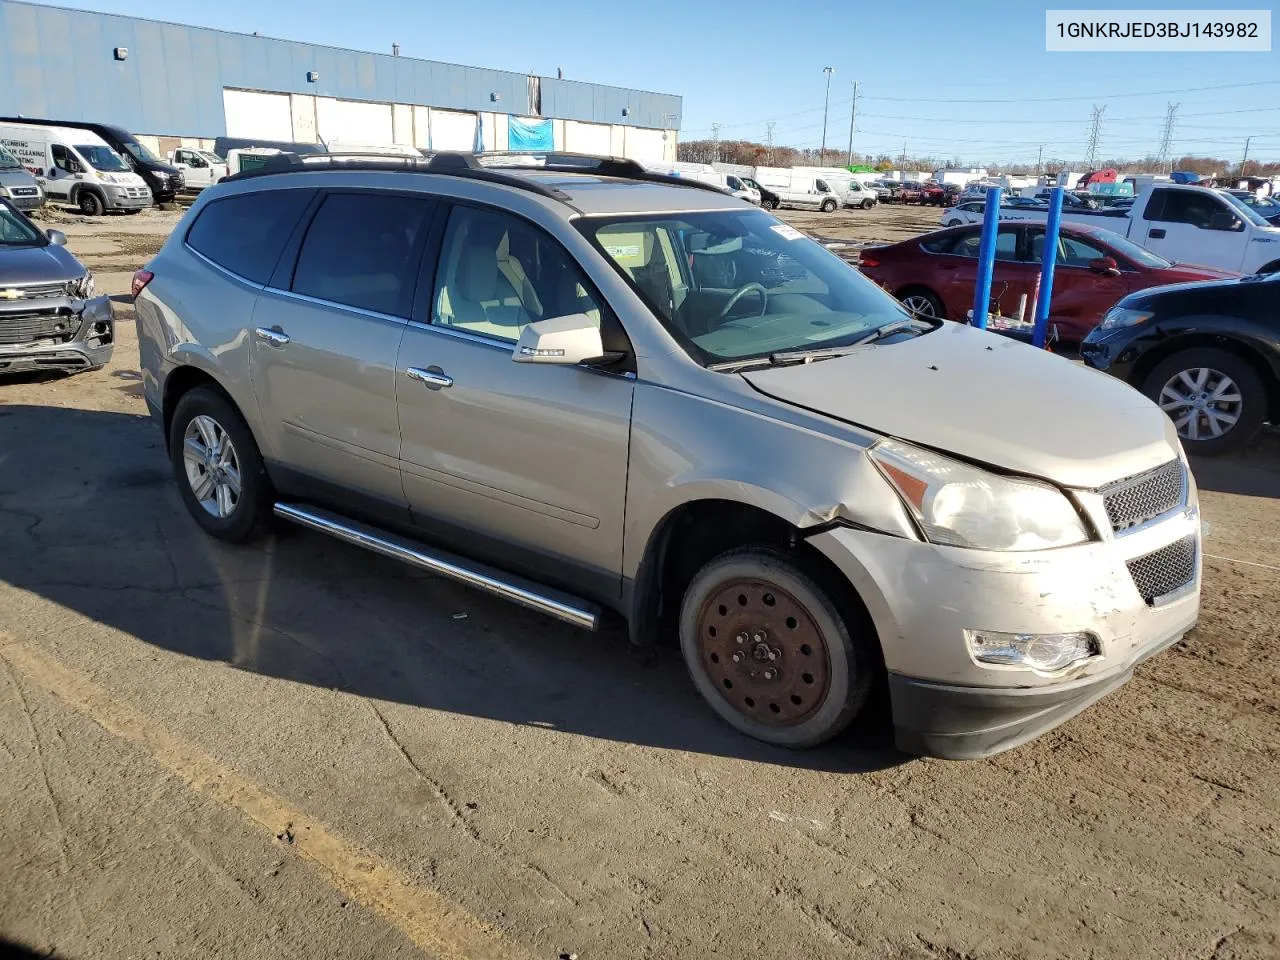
868 438 1090 551
1097 306 1153 331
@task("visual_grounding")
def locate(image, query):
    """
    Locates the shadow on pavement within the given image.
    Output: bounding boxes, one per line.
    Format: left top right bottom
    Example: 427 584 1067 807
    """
1189 428 1280 499
0 404 906 774
0 938 63 959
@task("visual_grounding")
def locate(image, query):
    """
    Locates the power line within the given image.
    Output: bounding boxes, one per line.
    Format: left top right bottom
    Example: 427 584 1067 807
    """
861 79 1280 104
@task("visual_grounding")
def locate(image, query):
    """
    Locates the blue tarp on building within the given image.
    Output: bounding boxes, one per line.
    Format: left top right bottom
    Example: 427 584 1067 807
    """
508 116 554 151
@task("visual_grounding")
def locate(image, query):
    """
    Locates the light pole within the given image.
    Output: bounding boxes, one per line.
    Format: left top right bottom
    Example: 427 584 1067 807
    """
820 66 835 165
1241 136 1252 177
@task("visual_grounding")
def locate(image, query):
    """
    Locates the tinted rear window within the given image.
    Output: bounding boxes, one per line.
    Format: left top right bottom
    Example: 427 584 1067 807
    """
186 189 314 284
291 193 434 318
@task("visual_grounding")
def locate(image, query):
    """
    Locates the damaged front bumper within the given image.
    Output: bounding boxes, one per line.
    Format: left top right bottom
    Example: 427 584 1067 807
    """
0 294 115 375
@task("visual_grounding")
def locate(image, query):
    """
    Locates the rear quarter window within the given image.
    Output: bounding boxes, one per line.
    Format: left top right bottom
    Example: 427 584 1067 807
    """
185 189 314 284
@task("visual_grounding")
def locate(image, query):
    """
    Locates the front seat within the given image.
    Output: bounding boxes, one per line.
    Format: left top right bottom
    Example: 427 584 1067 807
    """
449 237 534 338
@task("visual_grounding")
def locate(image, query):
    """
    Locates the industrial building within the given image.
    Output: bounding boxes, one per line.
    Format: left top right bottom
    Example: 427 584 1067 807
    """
0 0 681 162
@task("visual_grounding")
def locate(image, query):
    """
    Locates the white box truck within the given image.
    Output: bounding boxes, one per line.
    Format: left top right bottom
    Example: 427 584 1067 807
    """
0 122 151 215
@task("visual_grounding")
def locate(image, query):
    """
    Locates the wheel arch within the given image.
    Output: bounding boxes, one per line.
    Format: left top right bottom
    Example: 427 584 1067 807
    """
162 364 239 443
1128 332 1279 420
67 183 106 206
626 498 881 660
1255 259 1280 275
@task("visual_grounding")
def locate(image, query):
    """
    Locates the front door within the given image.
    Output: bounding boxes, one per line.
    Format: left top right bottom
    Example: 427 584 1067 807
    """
249 190 435 507
395 203 633 595
174 148 211 187
1138 188 1250 269
45 144 80 201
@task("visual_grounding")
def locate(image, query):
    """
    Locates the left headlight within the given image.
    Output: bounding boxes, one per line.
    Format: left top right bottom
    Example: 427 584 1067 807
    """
1097 306 1152 331
67 272 95 299
868 438 1090 551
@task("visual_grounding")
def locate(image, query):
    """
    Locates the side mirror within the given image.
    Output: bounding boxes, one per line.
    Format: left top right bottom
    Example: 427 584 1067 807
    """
1207 211 1243 232
512 314 605 366
47 229 67 246
1089 256 1120 276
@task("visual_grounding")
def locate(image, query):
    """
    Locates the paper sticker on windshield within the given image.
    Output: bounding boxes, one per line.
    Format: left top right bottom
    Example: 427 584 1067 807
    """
771 224 804 241
603 243 643 260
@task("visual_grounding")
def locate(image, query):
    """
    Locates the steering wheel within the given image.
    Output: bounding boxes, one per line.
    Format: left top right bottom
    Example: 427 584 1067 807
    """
716 282 768 322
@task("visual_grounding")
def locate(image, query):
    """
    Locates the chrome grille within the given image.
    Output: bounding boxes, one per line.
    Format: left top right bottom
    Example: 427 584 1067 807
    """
2 281 66 300
1102 460 1187 532
9 186 39 197
0 308 80 345
1127 535 1197 604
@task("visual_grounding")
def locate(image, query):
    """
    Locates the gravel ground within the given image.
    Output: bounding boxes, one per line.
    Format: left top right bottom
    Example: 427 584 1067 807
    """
1 203 1277 960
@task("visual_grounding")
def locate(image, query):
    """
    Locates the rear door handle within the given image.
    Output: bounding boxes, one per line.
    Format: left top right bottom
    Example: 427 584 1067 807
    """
254 326 290 346
406 367 453 389
1148 228 1166 239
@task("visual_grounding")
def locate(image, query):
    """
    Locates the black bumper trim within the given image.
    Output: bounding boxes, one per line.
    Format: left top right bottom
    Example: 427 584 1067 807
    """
889 630 1188 760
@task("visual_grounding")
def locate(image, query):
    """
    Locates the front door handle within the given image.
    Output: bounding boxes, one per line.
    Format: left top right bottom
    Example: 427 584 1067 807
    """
1148 228 1167 239
254 326 291 346
406 366 453 389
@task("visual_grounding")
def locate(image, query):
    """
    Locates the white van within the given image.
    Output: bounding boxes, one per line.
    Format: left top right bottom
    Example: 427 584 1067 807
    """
723 173 760 205
167 147 229 190
0 122 151 215
754 169 840 212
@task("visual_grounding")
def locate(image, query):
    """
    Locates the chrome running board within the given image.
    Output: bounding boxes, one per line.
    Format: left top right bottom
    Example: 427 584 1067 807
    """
273 502 601 631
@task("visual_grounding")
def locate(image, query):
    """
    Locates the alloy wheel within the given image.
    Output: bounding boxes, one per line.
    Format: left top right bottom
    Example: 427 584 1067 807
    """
182 415 242 518
1158 367 1243 441
900 294 941 320
695 579 832 726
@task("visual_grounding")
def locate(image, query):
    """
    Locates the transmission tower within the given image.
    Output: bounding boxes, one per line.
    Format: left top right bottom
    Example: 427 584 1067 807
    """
710 122 721 164
765 122 776 165
1084 105 1105 168
1155 102 1180 172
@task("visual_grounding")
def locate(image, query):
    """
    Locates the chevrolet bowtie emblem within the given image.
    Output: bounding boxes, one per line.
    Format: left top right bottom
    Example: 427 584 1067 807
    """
0 289 25 300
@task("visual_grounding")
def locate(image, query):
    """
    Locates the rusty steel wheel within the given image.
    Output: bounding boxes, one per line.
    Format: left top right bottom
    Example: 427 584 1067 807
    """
695 579 831 726
679 547 873 748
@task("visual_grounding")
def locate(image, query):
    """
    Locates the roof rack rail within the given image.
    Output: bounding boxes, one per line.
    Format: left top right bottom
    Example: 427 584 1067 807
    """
431 151 729 195
221 149 729 200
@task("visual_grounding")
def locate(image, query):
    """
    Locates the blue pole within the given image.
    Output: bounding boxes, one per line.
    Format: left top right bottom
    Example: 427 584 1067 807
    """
970 186 1003 330
1032 186 1065 348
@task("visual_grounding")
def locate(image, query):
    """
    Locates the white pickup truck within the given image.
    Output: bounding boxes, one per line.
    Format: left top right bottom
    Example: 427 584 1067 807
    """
166 147 229 191
995 182 1280 275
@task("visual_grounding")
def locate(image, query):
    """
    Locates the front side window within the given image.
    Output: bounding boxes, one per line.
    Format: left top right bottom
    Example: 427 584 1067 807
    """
0 204 43 246
51 144 75 171
186 189 314 284
433 205 603 343
75 145 128 172
579 208 920 365
292 193 433 318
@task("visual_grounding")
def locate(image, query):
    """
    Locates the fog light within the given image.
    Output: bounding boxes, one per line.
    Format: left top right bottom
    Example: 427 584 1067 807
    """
965 630 1099 673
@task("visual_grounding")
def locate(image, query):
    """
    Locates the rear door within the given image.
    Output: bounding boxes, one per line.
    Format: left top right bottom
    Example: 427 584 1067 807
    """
1138 188 1249 269
1026 228 1126 340
394 202 633 596
248 189 435 508
932 225 1026 317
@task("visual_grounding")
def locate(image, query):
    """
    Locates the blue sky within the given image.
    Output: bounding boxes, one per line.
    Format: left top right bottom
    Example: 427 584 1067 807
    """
25 0 1280 163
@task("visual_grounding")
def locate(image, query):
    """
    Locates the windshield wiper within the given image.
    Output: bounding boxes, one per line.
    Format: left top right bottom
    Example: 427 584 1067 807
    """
708 318 932 373
848 317 928 347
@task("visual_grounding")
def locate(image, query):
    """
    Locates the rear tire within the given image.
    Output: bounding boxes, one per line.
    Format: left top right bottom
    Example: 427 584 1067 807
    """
1140 348 1267 457
897 287 946 321
169 386 273 542
679 547 875 748
77 191 105 217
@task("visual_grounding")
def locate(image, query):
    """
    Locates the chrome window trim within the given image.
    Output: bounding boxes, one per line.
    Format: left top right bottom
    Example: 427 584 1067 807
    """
183 243 267 290
260 284 410 325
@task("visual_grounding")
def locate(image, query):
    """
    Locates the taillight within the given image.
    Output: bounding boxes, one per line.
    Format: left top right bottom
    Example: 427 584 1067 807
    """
859 254 881 268
131 269 154 299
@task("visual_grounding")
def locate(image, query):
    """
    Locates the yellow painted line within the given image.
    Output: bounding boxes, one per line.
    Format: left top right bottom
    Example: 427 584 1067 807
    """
0 638 526 960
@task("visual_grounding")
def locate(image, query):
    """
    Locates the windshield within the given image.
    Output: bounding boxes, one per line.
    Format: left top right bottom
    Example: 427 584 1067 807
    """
198 151 226 164
75 145 129 172
578 208 918 365
1098 229 1173 268
1220 191 1271 227
0 204 44 246
122 139 161 163
0 145 22 170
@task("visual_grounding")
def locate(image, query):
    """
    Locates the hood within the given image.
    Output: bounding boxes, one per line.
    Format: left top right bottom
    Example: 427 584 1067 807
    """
741 323 1178 489
1157 261 1241 283
0 244 84 286
1126 269 1274 303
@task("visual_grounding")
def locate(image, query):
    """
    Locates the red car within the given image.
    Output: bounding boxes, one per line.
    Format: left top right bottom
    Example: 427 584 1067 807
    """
918 182 947 206
858 221 1240 341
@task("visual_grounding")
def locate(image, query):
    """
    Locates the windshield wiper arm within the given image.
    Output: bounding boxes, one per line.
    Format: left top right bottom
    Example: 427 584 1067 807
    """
848 317 926 347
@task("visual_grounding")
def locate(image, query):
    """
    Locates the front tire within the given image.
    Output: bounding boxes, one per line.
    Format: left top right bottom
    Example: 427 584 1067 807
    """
1141 348 1267 456
861 199 874 210
679 547 875 748
77 191 105 216
820 199 837 213
169 386 273 542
